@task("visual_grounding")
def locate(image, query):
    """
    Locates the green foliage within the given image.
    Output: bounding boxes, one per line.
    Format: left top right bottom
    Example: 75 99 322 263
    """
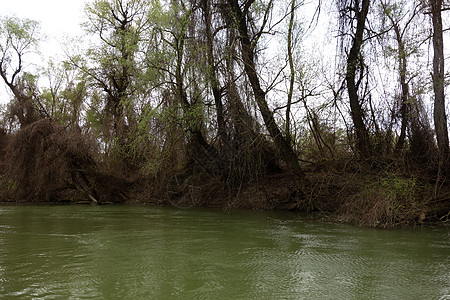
251 0 273 16
85 92 104 133
379 173 417 203
354 173 425 226
0 176 17 194
127 102 185 175
0 16 41 85
147 0 169 27
0 16 40 51
183 103 205 132
37 60 87 128
75 0 158 165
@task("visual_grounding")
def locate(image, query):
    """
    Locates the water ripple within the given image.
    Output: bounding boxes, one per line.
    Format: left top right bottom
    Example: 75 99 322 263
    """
0 205 448 299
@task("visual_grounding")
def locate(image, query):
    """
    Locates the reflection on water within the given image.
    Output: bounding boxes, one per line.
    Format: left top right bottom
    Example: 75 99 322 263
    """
0 205 448 299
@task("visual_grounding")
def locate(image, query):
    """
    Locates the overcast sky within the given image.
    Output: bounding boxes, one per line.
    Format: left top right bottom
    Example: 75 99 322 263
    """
3 0 85 40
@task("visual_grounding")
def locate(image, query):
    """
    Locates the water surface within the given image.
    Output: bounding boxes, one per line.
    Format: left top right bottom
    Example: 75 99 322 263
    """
0 205 448 299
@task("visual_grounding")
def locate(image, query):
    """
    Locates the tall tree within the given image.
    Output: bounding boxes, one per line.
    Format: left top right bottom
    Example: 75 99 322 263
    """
339 0 372 158
226 0 306 179
200 0 229 148
286 0 297 147
40 60 87 131
76 0 151 166
379 0 423 151
0 16 41 127
148 0 221 174
430 0 449 166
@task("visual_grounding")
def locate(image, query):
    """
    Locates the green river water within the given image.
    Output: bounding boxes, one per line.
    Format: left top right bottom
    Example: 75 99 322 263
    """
0 205 448 299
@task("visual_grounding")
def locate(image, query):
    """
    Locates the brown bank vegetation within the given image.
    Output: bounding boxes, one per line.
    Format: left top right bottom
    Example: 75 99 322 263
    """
0 116 448 228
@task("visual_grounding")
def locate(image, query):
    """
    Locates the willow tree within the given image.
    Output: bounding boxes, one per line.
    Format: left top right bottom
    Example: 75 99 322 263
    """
151 0 220 173
76 0 151 166
200 0 229 148
0 16 41 127
286 0 297 147
40 60 87 131
197 0 282 184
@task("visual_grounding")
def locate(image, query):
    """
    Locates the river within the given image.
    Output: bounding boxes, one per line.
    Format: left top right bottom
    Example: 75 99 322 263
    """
0 205 448 299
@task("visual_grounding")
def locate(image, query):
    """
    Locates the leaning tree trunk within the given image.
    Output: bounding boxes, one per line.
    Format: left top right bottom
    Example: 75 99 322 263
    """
285 0 296 147
228 0 306 180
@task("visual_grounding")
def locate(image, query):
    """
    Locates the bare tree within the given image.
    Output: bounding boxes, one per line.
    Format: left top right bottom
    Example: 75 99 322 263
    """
226 0 307 180
379 0 424 152
338 0 372 158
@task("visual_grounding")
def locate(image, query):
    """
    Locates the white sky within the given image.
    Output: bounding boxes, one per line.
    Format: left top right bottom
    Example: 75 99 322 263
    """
2 0 85 42
1 0 86 104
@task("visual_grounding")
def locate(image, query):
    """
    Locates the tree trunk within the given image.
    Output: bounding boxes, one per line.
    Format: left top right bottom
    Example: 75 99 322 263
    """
393 23 409 151
345 0 371 158
430 0 449 164
201 0 228 147
174 26 218 170
228 0 306 179
285 0 296 146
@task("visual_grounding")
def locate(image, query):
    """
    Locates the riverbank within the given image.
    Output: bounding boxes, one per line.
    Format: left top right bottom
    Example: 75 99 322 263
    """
1 173 450 228
3 161 448 229
121 157 449 228
0 120 449 228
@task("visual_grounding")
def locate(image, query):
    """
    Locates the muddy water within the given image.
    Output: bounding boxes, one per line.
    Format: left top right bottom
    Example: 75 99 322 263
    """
0 205 448 299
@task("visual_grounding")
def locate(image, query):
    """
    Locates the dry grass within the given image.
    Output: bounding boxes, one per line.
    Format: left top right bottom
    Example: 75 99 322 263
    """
4 119 97 202
336 176 426 227
2 119 132 203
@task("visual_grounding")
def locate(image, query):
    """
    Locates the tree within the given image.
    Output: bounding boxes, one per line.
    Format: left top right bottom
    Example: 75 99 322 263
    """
0 16 41 127
226 0 306 179
338 0 372 158
286 0 297 147
379 0 424 151
76 0 152 167
153 0 220 171
429 0 449 167
200 0 229 148
40 60 87 131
